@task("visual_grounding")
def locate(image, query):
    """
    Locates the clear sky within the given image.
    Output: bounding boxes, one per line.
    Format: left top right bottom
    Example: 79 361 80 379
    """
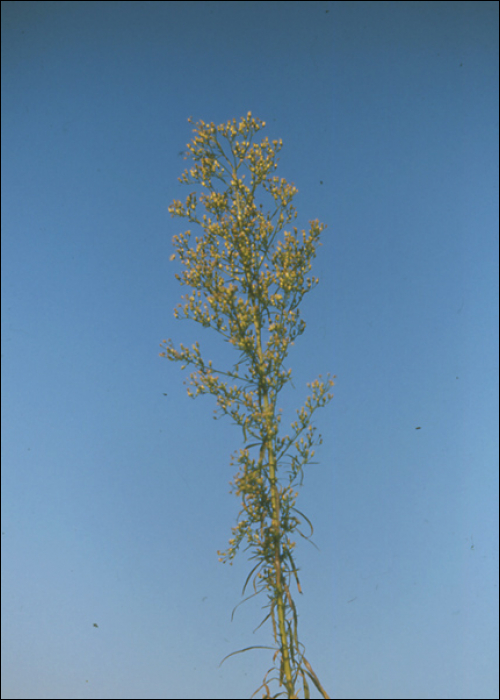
1 2 498 699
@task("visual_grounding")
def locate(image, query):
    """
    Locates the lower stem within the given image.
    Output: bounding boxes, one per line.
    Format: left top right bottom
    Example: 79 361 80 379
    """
268 436 295 697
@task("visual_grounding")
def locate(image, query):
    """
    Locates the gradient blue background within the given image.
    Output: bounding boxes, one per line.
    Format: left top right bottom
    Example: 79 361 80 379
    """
2 2 498 699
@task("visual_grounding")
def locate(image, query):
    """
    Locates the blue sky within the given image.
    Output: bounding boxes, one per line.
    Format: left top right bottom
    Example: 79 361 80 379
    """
1 2 498 699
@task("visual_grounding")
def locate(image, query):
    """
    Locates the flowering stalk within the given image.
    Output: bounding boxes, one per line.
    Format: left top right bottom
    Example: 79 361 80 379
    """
161 113 333 699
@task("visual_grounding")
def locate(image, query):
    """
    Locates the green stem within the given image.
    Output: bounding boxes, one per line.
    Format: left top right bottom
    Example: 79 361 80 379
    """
253 309 295 698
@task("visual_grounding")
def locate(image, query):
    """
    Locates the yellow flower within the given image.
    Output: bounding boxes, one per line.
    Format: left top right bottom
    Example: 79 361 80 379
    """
170 254 176 261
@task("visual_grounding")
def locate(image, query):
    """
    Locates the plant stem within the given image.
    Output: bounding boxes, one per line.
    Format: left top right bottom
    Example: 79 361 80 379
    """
254 304 295 698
